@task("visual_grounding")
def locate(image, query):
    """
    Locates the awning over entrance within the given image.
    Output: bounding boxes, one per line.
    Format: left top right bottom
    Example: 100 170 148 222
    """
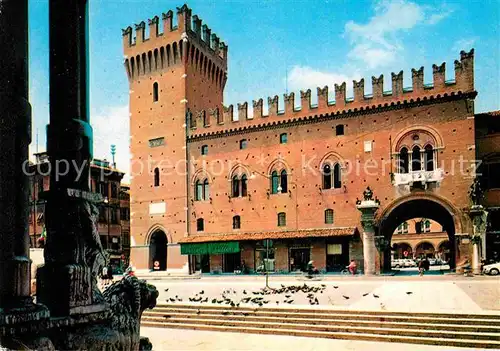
180 241 240 255
179 227 358 246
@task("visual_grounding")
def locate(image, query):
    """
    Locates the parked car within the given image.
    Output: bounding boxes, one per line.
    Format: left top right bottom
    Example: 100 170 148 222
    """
391 259 404 268
403 259 417 267
482 262 500 276
428 258 437 266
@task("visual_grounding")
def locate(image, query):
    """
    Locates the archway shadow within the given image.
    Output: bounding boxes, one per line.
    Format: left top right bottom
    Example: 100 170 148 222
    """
149 230 168 271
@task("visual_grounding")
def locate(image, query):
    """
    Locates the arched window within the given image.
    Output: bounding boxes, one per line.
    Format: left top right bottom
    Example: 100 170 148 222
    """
324 209 334 224
271 171 279 194
203 178 209 200
153 82 159 102
415 221 422 234
232 175 240 197
280 170 288 193
241 174 248 197
399 147 409 173
424 219 431 233
323 164 332 189
201 145 208 156
233 215 241 229
424 145 434 171
154 168 160 187
277 212 286 227
195 180 203 201
196 218 204 231
412 145 421 171
333 163 341 188
403 222 408 233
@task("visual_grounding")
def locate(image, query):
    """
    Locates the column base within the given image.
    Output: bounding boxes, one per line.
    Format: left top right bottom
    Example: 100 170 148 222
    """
37 264 107 317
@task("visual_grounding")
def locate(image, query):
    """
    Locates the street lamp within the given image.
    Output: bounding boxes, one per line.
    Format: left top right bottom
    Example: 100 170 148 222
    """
104 196 110 251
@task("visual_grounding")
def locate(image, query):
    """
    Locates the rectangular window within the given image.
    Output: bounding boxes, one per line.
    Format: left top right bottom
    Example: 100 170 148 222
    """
201 145 208 156
280 133 288 144
327 244 342 255
335 125 345 136
110 208 119 224
110 183 118 199
239 139 247 150
325 209 334 224
364 140 372 153
278 213 286 227
149 137 165 148
98 182 108 198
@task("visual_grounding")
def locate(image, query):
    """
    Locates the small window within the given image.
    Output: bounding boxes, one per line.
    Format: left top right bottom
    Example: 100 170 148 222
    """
403 222 408 234
424 220 431 233
154 168 160 187
197 218 204 231
232 176 240 197
412 145 421 171
149 137 165 148
153 82 159 102
399 147 409 173
201 145 208 156
241 174 248 197
277 212 286 227
233 215 241 229
280 133 288 144
323 164 332 190
335 125 344 136
333 163 341 189
239 139 247 150
325 209 334 224
280 170 288 193
415 221 422 234
424 145 434 171
271 171 279 194
195 180 203 201
203 178 209 200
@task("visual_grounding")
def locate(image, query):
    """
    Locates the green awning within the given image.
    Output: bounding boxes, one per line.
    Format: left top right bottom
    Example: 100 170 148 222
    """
180 241 240 255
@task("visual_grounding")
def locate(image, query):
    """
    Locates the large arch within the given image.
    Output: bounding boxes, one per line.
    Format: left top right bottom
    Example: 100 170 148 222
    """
377 193 465 270
148 228 168 271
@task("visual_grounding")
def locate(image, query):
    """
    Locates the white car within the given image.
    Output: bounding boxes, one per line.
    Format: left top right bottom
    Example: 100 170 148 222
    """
483 262 500 276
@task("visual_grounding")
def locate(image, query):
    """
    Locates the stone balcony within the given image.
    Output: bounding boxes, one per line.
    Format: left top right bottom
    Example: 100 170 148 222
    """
393 169 445 187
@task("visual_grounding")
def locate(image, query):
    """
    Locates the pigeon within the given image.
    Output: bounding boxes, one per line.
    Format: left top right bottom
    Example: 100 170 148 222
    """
163 315 172 319
212 298 217 304
342 295 350 300
333 286 339 289
200 290 204 295
362 293 369 297
285 300 294 304
169 298 176 302
243 290 247 295
373 294 380 298
164 288 169 292
222 311 229 315
406 292 413 295
196 309 201 315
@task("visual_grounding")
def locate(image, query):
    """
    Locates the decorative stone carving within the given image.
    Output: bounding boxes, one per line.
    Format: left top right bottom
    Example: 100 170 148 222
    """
468 177 483 206
363 186 373 201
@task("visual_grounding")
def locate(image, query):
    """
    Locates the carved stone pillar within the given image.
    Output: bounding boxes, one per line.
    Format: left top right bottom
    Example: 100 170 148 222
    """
357 188 380 275
37 0 108 317
469 205 488 275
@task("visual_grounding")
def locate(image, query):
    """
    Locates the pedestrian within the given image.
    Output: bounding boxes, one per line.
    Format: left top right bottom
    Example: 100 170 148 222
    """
348 259 357 275
418 259 425 276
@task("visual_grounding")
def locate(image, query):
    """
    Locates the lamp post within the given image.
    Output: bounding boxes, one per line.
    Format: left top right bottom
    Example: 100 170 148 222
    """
104 196 110 251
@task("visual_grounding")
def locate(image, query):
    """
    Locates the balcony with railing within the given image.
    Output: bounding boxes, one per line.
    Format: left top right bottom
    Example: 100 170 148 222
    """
393 169 444 186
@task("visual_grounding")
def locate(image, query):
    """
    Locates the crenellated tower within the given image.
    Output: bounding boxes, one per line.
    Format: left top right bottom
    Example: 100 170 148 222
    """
122 4 228 271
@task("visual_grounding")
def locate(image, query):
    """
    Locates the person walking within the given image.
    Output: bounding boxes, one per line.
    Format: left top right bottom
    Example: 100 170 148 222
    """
348 259 358 275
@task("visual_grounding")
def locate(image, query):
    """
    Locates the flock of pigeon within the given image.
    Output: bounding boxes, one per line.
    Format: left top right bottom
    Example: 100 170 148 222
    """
162 283 408 307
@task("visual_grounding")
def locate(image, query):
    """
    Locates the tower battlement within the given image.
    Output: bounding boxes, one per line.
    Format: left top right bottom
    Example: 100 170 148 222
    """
122 4 228 80
188 50 474 135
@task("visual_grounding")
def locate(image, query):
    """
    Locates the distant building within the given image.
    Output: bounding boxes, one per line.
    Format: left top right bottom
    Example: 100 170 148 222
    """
28 152 131 271
123 4 498 274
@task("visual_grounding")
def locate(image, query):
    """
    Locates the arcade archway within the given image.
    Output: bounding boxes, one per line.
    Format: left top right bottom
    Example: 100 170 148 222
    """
378 196 461 271
149 230 168 271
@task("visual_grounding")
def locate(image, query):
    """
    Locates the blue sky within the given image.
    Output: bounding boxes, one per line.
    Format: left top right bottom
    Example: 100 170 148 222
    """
28 0 500 177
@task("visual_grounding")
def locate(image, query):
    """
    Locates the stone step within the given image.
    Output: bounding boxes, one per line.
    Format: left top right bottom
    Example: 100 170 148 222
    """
148 307 500 326
153 303 500 320
140 321 500 349
141 316 500 341
143 311 500 333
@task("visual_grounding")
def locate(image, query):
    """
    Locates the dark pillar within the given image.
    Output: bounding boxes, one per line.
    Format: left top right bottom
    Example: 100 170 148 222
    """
0 0 32 308
37 0 108 316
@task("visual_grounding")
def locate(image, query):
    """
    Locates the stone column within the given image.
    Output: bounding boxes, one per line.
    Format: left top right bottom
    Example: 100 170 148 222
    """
469 205 488 275
37 0 108 317
0 0 32 308
357 190 380 276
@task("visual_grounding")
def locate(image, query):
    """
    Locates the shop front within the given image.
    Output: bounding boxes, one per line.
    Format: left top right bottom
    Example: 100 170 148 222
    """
179 228 360 274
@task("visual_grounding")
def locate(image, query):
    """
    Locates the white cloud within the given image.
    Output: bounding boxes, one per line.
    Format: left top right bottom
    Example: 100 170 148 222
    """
287 66 356 92
452 37 477 52
344 0 453 69
92 105 130 182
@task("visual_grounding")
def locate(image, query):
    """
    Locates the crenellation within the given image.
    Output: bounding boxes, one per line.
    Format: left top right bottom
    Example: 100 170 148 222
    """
300 89 311 112
412 67 424 93
353 78 364 102
192 15 202 39
122 26 133 48
211 34 220 55
148 16 159 39
223 105 233 122
433 62 446 89
238 102 248 120
334 83 346 108
253 99 263 118
202 25 211 46
162 11 174 33
391 71 403 97
455 49 474 91
317 86 328 109
219 42 228 61
176 4 191 32
135 22 146 44
284 92 295 114
268 95 279 117
371 75 383 99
